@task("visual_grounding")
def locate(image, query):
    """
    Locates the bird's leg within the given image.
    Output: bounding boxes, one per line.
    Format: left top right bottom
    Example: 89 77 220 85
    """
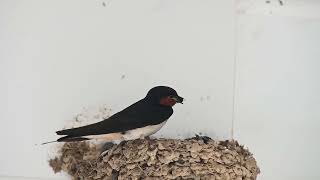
138 135 153 142
119 140 127 146
144 136 151 141
99 140 128 157
99 142 115 157
100 142 115 153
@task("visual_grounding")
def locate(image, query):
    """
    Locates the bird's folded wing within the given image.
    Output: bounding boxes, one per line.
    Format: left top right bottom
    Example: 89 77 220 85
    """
56 113 143 136
56 100 172 137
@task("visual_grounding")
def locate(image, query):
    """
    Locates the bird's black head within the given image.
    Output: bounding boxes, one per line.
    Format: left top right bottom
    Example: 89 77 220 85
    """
145 86 184 106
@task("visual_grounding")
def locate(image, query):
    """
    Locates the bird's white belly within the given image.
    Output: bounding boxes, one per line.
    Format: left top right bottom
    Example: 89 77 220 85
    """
123 120 167 140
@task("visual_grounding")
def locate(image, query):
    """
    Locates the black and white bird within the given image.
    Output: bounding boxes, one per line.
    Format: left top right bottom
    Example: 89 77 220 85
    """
50 86 183 143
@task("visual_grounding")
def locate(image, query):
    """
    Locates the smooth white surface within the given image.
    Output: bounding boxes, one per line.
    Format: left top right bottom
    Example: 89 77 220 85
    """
234 1 320 180
2 0 320 180
0 0 234 179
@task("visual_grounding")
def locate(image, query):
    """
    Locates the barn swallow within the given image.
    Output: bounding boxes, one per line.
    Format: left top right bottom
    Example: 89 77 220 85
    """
45 86 183 144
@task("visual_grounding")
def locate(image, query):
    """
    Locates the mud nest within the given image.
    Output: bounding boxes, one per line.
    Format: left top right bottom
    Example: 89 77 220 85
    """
49 136 260 180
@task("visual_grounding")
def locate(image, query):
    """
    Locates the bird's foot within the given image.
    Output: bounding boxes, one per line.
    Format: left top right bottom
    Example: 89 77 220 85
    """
138 136 154 142
101 142 115 152
118 140 128 147
144 136 151 141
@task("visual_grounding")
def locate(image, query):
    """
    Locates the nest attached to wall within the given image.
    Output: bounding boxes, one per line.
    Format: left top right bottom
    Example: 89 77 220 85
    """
49 136 260 180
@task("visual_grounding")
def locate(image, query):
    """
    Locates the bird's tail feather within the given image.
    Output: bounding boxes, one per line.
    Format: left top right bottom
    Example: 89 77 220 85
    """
41 136 91 145
57 135 91 142
41 140 57 145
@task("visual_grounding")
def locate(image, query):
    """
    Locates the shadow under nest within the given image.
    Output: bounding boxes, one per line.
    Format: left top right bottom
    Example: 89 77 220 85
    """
49 136 260 180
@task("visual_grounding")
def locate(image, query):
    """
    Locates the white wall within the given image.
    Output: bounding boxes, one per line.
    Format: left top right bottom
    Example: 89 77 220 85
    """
234 1 320 180
1 0 320 180
0 0 234 179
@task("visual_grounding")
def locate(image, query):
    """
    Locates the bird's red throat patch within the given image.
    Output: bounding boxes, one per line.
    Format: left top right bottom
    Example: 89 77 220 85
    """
160 96 176 106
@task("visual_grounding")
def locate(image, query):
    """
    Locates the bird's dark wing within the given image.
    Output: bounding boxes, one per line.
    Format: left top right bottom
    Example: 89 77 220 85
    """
56 99 173 137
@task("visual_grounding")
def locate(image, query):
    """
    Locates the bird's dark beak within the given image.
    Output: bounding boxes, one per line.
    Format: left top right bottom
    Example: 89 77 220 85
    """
172 95 184 104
